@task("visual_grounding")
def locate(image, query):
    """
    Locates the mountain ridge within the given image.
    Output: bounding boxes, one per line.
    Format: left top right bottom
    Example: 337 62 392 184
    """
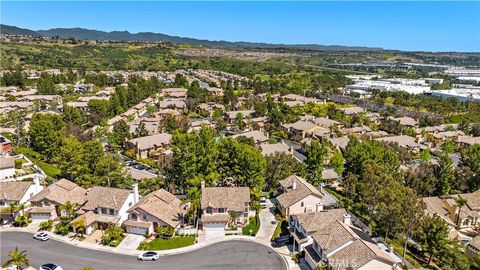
1 24 383 51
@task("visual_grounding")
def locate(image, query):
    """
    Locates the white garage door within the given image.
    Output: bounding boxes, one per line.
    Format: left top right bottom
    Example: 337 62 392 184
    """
31 215 50 223
204 222 226 240
127 226 147 236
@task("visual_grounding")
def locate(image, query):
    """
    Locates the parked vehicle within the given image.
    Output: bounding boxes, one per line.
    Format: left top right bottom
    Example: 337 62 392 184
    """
33 232 50 241
137 251 160 261
40 263 63 270
271 235 291 247
260 197 268 208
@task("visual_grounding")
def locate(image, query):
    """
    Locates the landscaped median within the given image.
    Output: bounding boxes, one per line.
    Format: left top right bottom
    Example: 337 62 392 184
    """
138 236 195 250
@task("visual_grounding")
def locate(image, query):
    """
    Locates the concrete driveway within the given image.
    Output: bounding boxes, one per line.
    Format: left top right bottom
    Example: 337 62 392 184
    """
256 199 278 244
117 233 145 249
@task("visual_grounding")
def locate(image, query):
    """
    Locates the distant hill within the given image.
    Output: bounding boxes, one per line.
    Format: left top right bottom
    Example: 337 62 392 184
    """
1 24 383 51
1 24 42 36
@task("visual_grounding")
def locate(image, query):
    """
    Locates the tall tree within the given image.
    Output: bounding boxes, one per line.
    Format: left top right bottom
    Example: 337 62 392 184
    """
436 154 456 195
265 152 306 191
416 216 449 265
305 140 327 186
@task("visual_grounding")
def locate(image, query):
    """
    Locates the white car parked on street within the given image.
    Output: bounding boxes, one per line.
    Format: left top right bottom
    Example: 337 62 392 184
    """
137 251 160 261
33 232 50 241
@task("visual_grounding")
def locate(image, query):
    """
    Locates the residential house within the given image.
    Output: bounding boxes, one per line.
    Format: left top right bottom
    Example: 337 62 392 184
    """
159 98 187 112
188 119 215 133
339 106 364 115
125 188 187 236
327 137 350 152
201 184 252 240
125 133 172 159
0 156 15 180
304 217 397 270
231 130 269 145
72 185 138 235
423 190 480 229
260 142 293 157
392 116 419 128
283 121 323 140
161 88 188 99
0 135 12 154
29 179 87 222
342 125 372 136
276 175 338 217
0 178 43 224
225 110 256 123
312 117 340 129
246 116 267 131
289 208 347 252
467 235 480 261
457 136 480 148
376 135 425 153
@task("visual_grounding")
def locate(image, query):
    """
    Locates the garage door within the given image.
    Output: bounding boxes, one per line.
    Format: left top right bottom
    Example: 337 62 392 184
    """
31 214 50 223
127 226 147 236
204 222 226 240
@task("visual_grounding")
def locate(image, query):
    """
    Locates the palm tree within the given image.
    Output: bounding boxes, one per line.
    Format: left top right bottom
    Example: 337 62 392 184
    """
71 218 86 238
455 196 468 228
59 201 78 220
2 246 29 270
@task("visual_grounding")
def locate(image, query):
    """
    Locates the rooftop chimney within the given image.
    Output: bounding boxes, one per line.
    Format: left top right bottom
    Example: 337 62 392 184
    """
33 176 42 194
343 213 352 226
132 183 139 204
201 180 206 189
292 178 297 190
316 201 324 212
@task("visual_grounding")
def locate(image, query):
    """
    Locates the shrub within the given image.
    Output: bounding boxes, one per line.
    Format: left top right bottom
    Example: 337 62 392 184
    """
54 218 72 235
101 225 124 246
39 219 54 231
155 226 174 238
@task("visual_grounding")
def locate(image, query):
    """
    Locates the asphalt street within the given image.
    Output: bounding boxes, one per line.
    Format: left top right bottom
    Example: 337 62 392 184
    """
0 232 286 270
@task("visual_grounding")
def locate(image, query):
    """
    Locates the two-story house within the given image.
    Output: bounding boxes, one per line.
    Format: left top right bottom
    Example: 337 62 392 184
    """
201 184 252 240
289 208 347 252
423 190 480 230
0 178 43 224
304 215 397 270
277 175 338 217
72 184 139 235
125 133 172 159
124 188 187 236
28 179 87 222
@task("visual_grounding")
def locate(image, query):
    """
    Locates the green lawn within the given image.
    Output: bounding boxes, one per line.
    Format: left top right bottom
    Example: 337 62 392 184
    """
15 147 61 178
38 161 61 178
139 236 195 250
242 214 260 236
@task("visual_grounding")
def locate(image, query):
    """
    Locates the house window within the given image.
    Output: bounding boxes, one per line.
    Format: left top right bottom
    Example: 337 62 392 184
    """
206 208 212 214
244 212 248 218
101 208 108 215
143 214 149 220
43 201 50 206
219 208 226 213
300 201 304 207
0 200 5 206
128 202 132 207
109 209 115 215
131 213 137 220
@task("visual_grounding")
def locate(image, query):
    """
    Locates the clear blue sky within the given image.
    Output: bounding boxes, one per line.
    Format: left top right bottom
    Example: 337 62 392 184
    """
2 1 479 52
